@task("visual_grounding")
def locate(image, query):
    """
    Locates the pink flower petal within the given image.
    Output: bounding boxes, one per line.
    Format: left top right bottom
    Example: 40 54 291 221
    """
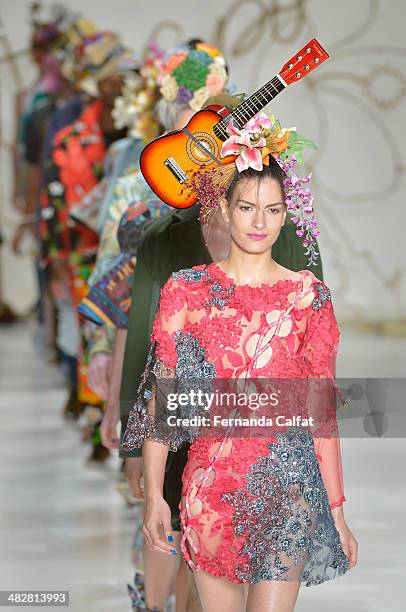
226 119 241 138
221 138 241 157
235 154 249 172
241 147 263 171
258 115 272 130
245 116 258 131
254 137 267 148
236 131 252 147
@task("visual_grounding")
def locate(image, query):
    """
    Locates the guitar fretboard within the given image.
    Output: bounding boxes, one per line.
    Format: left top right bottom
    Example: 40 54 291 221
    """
214 76 285 140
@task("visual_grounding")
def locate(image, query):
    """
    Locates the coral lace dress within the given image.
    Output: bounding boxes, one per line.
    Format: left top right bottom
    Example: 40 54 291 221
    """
121 261 350 586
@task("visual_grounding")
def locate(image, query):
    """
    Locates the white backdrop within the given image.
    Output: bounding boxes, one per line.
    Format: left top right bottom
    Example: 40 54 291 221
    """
1 0 405 324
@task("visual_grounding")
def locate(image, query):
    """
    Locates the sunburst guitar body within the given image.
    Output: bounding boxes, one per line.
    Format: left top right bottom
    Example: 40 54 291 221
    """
140 107 234 209
140 39 330 209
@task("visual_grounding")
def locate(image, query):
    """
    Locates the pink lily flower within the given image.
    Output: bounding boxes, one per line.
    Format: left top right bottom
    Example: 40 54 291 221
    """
221 118 267 172
245 112 273 136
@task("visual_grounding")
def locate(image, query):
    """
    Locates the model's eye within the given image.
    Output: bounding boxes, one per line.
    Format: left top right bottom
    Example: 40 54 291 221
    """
239 205 253 211
268 208 281 214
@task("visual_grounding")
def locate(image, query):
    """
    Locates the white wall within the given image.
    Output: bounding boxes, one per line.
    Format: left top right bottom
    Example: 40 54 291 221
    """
1 0 405 322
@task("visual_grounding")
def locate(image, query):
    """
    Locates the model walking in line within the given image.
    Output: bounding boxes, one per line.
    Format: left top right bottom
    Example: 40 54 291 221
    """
121 111 358 611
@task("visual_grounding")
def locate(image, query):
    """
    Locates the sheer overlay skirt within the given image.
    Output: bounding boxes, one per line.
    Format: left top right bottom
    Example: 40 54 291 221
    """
180 427 349 586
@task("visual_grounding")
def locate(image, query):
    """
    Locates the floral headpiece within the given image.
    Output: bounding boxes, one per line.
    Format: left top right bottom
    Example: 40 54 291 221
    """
61 31 136 96
112 42 165 143
190 110 320 266
159 41 228 111
30 2 66 48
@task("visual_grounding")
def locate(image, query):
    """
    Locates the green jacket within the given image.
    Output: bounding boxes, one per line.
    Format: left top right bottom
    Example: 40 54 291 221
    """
119 204 324 457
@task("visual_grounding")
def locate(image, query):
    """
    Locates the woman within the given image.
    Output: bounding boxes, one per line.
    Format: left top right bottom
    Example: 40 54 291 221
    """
120 113 358 611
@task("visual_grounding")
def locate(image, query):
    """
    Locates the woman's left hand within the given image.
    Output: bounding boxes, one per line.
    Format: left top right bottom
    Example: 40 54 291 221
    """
143 493 176 555
332 511 358 569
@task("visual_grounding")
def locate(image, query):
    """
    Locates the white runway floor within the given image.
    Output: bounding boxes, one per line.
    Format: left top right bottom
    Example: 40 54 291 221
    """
0 321 404 611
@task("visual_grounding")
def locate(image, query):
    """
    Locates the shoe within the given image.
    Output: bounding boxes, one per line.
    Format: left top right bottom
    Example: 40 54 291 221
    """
62 387 84 420
86 443 110 463
128 572 146 610
0 302 18 324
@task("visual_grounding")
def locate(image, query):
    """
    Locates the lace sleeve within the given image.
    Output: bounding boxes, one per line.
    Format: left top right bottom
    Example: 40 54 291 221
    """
120 273 202 452
300 282 347 510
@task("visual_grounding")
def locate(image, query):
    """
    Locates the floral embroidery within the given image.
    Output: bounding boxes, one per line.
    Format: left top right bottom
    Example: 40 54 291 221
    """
204 280 235 309
171 266 235 310
222 427 349 585
171 267 208 283
121 330 216 452
174 331 216 379
312 282 331 310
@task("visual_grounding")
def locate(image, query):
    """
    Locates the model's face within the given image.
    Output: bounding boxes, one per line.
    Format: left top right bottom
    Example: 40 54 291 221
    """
220 177 287 254
30 47 45 67
98 74 125 109
173 108 195 130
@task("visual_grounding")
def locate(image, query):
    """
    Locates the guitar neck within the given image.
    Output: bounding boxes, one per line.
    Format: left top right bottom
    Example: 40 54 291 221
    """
215 75 286 138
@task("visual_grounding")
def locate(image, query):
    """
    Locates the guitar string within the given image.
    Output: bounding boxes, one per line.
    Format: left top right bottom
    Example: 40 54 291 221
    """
214 88 282 138
214 50 320 135
215 76 283 127
214 76 284 133
216 75 285 133
215 81 281 133
227 79 283 126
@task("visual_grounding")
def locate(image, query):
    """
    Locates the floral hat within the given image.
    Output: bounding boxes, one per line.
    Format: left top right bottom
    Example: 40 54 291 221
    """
112 42 165 142
61 31 137 96
31 3 99 63
30 2 67 49
189 110 320 266
159 40 229 111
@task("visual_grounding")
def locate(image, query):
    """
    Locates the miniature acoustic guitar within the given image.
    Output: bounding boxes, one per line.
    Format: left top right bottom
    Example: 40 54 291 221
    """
140 38 329 209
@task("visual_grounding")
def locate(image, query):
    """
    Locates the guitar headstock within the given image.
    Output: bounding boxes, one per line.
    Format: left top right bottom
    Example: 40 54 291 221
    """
279 38 329 85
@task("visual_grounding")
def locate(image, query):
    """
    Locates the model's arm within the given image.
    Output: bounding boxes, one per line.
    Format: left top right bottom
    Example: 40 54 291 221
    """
87 326 115 400
120 273 189 453
300 283 345 512
119 247 157 458
120 274 188 555
100 328 126 448
142 440 174 554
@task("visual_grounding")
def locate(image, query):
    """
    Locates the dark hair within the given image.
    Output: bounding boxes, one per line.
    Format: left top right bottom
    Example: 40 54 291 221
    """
226 154 287 204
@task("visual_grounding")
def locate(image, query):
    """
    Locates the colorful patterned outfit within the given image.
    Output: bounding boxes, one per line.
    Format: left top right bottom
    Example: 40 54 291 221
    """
39 99 105 262
121 261 349 585
78 170 169 329
39 99 128 403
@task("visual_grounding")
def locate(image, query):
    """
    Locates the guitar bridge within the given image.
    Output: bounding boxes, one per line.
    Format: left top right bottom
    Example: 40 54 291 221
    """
164 157 189 184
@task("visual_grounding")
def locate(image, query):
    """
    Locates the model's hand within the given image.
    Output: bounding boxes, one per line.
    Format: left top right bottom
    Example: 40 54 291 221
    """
333 513 358 569
100 401 120 449
88 352 112 400
11 221 36 254
143 493 176 556
125 457 144 499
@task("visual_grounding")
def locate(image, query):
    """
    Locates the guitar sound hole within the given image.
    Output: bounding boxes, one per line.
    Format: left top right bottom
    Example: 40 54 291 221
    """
186 132 219 166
